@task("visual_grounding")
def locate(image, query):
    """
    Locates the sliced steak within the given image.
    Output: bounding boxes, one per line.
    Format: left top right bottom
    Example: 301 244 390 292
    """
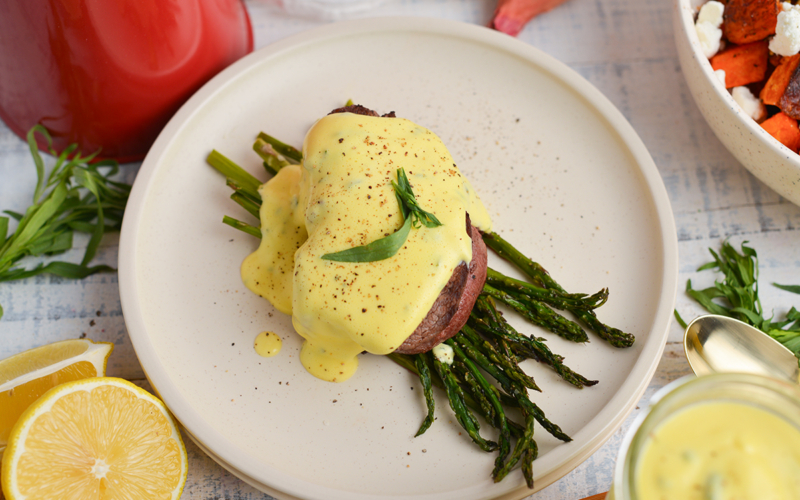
394 214 488 354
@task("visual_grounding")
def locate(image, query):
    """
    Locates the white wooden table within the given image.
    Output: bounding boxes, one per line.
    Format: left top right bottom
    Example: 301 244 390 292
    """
3 0 800 498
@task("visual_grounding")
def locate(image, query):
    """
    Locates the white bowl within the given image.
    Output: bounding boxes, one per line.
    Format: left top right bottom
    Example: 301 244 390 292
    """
673 0 800 205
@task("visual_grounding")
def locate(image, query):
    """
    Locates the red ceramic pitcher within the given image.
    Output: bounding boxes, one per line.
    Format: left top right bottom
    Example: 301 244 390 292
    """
0 0 253 162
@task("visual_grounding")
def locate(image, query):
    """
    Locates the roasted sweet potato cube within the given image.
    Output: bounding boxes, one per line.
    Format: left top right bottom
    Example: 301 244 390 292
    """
762 55 800 105
761 112 800 151
711 41 769 88
723 0 779 44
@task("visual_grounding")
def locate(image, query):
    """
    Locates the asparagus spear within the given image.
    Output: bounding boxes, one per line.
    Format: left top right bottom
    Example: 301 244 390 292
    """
432 354 498 452
482 284 589 343
253 137 292 176
447 340 512 480
482 231 635 347
471 296 598 388
256 132 302 163
414 353 436 437
453 331 571 442
486 267 608 311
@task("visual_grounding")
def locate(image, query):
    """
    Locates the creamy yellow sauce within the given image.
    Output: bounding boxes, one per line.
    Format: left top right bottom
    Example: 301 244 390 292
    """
636 401 800 499
253 331 282 357
241 112 491 382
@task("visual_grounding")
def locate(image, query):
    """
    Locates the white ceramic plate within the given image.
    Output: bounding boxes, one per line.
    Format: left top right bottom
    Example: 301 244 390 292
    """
119 17 678 500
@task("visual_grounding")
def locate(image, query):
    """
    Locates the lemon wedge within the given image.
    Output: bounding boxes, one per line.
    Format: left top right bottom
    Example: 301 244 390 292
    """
1 377 187 500
0 338 113 453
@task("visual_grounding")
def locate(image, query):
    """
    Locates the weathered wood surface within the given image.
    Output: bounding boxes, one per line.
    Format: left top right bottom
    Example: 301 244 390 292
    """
2 0 799 498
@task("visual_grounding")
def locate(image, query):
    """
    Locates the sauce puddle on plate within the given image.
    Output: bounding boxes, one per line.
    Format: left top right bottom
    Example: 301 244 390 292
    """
254 331 282 358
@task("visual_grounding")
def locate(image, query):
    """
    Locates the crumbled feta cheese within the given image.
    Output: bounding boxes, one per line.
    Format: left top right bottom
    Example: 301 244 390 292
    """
432 343 454 365
731 86 766 121
697 1 724 27
696 21 723 58
770 2 800 56
714 69 726 87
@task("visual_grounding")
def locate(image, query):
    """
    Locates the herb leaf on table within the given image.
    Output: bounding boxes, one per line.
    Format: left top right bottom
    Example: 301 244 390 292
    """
675 241 800 360
0 126 131 320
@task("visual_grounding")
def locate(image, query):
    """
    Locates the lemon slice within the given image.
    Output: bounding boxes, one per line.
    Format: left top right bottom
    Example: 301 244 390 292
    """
1 377 187 500
0 338 113 453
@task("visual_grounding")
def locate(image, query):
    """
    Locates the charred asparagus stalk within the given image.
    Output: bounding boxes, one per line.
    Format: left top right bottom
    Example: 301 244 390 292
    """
482 231 635 347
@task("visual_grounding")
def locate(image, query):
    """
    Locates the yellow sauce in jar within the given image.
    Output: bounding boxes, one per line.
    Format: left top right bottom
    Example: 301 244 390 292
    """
635 401 800 499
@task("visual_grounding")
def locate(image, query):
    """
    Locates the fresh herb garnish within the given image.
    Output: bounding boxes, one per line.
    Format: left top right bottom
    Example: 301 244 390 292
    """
320 167 442 262
0 126 131 320
675 240 800 360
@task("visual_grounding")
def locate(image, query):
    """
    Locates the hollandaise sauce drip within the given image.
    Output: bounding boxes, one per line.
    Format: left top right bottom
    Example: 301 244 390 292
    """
241 112 492 382
254 331 282 358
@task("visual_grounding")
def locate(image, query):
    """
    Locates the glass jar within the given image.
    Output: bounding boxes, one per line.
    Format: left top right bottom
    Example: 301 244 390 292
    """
608 372 800 500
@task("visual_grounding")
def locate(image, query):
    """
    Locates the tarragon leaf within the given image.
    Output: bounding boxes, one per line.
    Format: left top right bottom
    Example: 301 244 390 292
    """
680 240 800 361
321 167 441 262
321 216 412 262
775 283 800 294
0 126 132 320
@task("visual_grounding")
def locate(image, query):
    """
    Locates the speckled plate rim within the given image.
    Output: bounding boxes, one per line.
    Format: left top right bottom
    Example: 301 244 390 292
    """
119 16 678 500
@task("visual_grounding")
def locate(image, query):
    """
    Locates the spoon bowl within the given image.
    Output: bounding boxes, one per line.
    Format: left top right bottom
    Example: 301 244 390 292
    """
684 315 800 384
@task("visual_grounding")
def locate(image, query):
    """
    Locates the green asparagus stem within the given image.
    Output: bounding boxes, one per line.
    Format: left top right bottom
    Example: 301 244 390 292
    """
222 216 261 238
256 132 303 163
459 324 540 392
486 267 608 311
482 284 589 343
391 351 525 439
453 330 571 442
482 231 635 347
494 413 536 486
414 353 436 437
207 150 262 201
433 355 498 452
253 137 291 176
471 297 598 388
447 340 512 479
453 361 496 424
230 192 261 220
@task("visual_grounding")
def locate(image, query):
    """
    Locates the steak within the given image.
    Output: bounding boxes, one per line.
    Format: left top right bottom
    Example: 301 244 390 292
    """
329 105 488 354
329 104 396 118
394 214 487 354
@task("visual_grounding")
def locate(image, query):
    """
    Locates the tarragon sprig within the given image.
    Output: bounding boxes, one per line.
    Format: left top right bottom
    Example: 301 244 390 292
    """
675 240 800 360
321 167 442 262
0 126 131 320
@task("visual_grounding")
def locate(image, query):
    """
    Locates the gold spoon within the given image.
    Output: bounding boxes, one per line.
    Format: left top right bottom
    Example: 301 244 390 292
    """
684 314 799 384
